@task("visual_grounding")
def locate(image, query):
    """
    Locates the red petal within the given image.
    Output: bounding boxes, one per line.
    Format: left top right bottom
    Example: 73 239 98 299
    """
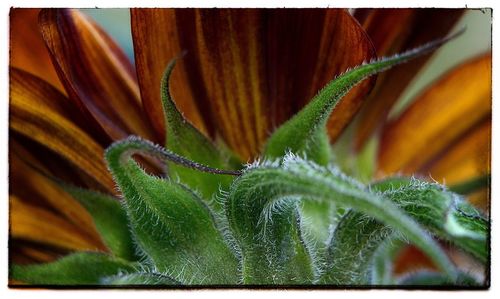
131 9 375 159
39 8 155 141
10 8 65 93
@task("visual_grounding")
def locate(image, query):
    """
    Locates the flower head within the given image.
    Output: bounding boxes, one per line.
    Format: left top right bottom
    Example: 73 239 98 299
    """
9 8 491 287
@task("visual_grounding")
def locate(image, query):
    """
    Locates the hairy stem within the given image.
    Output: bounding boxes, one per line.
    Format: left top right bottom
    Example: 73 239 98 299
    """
105 136 241 176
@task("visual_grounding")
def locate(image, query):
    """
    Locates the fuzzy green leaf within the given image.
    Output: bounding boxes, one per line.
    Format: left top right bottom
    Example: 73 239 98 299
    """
371 238 405 285
383 181 488 262
60 184 138 261
101 272 178 285
228 155 457 285
11 252 135 285
263 30 464 164
226 184 315 285
105 137 239 284
299 200 337 255
161 59 238 206
397 270 480 286
295 127 336 254
323 211 393 284
301 177 411 260
370 176 413 192
323 177 417 285
446 201 489 262
325 178 489 285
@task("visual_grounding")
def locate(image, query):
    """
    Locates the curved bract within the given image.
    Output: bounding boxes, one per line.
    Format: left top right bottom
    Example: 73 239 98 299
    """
10 23 488 287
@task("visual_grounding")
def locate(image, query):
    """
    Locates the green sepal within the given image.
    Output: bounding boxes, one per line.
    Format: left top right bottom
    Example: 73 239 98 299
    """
299 200 337 255
161 59 239 206
60 184 139 261
10 252 136 285
324 178 489 285
105 137 240 284
397 270 480 286
383 180 488 262
374 174 489 259
294 127 335 254
371 238 405 285
446 200 489 262
226 176 315 284
101 272 178 285
370 176 413 192
322 210 393 284
263 30 463 164
230 155 456 283
322 177 427 285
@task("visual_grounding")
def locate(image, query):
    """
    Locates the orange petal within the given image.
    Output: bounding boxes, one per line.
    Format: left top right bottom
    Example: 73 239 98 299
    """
354 9 464 151
10 131 109 193
315 11 377 143
467 188 490 212
424 118 491 185
393 245 436 275
10 151 104 242
131 9 375 160
424 118 491 209
10 8 65 93
393 244 483 278
378 53 491 176
10 195 105 252
130 8 208 143
38 8 155 141
10 68 110 146
10 67 116 193
11 243 65 264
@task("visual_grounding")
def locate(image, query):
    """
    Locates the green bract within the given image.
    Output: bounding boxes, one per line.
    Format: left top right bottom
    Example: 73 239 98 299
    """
11 29 488 287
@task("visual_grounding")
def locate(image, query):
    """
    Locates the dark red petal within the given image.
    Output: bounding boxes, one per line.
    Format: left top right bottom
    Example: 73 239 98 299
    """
39 8 155 141
10 8 65 93
131 8 375 159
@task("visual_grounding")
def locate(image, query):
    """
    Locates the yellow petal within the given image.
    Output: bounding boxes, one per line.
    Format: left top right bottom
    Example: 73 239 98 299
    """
10 195 105 251
378 53 491 175
425 119 491 185
10 151 104 242
39 8 155 141
11 243 66 265
10 67 116 193
354 9 464 150
10 132 109 193
424 119 490 209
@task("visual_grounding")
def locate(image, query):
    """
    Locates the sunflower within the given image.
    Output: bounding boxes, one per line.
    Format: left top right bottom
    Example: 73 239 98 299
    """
9 8 491 286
